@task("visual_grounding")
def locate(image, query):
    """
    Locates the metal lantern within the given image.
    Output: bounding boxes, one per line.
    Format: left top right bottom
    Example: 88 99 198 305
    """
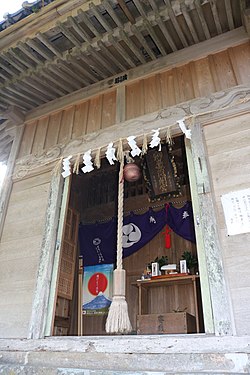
123 162 141 182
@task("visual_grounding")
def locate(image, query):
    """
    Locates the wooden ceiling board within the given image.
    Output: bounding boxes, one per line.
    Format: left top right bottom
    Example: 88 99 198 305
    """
0 0 246 164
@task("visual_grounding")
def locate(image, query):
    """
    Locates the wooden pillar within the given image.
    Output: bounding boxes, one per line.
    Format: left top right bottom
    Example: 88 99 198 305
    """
0 123 24 241
28 172 67 339
185 138 214 334
189 123 233 336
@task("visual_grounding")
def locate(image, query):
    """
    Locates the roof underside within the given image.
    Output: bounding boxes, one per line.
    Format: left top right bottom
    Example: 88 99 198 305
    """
0 0 245 163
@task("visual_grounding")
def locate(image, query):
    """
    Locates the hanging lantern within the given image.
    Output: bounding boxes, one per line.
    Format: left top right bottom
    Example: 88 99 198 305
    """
123 162 141 182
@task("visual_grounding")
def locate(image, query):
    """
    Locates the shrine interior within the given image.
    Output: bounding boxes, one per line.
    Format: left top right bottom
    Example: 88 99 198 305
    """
53 134 204 336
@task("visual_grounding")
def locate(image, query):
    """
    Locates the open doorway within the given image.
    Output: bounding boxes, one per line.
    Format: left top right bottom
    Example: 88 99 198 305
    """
53 135 204 336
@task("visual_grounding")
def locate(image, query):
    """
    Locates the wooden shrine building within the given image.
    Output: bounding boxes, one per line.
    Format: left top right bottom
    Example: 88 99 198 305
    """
0 0 250 373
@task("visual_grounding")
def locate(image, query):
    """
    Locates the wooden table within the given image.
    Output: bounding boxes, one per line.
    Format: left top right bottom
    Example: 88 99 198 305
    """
132 274 200 333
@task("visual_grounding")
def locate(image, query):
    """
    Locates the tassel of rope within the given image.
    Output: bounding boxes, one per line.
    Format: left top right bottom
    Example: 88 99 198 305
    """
73 153 81 175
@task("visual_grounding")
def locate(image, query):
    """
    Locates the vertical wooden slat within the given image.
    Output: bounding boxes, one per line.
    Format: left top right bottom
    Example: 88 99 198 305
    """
207 55 222 92
160 70 177 108
116 86 126 124
189 61 201 98
227 42 250 85
101 90 117 129
126 81 144 120
193 57 215 97
72 101 89 139
18 121 37 158
44 111 62 149
86 95 103 133
32 116 49 156
176 64 195 102
143 75 161 114
58 107 75 144
211 50 237 90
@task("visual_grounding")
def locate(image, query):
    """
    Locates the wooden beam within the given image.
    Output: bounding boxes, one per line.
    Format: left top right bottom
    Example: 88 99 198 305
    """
26 38 54 61
9 48 35 70
130 24 157 60
18 41 44 66
119 29 146 64
242 8 250 36
225 0 234 30
164 0 188 47
156 16 178 52
103 0 123 28
180 2 199 44
210 0 222 34
0 0 102 53
194 0 211 40
24 27 249 122
89 2 112 32
66 56 98 83
97 41 127 71
117 0 135 24
5 86 43 107
1 105 25 125
36 33 63 59
67 16 92 43
0 91 32 110
2 52 26 74
108 35 136 68
57 22 82 48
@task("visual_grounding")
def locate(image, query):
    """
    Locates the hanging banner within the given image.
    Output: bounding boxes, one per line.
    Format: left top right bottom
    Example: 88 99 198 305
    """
166 201 196 243
79 208 167 266
82 264 113 315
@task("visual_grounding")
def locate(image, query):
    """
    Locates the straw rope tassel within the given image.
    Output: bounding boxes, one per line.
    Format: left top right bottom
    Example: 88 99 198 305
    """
105 155 132 334
73 153 81 175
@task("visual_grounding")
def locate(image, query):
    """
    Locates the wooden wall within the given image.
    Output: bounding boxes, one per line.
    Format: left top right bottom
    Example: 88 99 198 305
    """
203 113 250 335
2 41 250 339
0 172 51 338
18 42 250 160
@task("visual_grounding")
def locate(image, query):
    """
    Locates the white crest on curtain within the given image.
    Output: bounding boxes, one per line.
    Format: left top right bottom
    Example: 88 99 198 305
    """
106 142 117 165
127 136 141 157
81 150 94 173
61 155 72 178
149 129 161 151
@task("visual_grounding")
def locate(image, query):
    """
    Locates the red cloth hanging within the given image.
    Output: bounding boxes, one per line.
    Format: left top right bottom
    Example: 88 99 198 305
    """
163 225 172 249
164 203 171 249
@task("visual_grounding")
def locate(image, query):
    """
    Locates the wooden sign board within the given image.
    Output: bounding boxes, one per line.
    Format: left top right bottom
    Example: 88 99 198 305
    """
143 145 180 201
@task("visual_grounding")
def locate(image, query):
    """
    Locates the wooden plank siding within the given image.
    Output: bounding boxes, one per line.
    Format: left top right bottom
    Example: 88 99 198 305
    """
0 171 51 338
203 113 250 335
18 42 250 160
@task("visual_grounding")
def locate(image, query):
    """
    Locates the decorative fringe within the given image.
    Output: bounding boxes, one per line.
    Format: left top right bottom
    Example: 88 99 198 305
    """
73 153 81 175
52 157 63 176
116 139 124 163
94 148 101 169
142 134 148 155
105 296 132 334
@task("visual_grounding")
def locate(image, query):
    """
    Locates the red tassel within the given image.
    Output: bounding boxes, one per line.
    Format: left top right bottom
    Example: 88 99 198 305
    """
162 225 172 249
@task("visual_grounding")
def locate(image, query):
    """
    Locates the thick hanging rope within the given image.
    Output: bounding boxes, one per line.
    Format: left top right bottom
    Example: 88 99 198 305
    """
105 151 132 334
